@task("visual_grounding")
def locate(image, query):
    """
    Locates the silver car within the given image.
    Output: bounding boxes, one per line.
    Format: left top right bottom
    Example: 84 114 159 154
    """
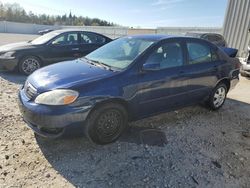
240 46 250 77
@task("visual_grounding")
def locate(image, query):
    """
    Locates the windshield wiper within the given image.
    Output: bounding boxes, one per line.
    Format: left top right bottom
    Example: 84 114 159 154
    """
82 57 98 66
83 57 115 71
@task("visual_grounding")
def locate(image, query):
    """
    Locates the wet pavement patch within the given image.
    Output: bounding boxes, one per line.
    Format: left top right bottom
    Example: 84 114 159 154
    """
211 161 222 168
140 129 167 147
119 127 167 147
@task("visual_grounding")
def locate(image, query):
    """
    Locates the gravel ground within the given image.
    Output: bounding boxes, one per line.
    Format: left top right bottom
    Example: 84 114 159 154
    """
0 33 250 187
0 71 250 188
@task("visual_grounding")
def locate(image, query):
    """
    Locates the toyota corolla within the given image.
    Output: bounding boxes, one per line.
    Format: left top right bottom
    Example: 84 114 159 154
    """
18 35 240 145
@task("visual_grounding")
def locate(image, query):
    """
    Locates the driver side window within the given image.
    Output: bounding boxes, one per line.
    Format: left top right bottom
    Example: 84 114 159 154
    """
51 32 78 46
145 42 183 69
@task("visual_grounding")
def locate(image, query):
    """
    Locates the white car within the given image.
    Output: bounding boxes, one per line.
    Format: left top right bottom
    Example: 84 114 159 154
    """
240 46 250 77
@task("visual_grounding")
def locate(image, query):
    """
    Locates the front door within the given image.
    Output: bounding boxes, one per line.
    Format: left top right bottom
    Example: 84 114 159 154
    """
45 32 81 64
137 41 190 117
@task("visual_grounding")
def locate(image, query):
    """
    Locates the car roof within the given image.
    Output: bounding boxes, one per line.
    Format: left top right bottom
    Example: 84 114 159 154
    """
49 29 111 38
125 34 205 42
125 34 185 41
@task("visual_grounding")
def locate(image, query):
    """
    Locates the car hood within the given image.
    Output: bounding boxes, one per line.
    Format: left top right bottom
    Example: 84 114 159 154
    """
0 41 37 52
27 59 117 92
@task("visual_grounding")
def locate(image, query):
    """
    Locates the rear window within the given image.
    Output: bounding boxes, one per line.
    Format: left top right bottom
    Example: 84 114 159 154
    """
208 34 223 42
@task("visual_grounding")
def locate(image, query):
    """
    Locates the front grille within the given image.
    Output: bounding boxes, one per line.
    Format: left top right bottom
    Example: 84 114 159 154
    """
24 81 37 100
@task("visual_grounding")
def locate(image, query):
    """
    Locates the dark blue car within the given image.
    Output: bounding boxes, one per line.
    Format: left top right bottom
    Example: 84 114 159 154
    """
18 35 240 144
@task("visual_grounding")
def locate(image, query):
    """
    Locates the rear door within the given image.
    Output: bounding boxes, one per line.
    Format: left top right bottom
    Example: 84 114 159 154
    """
183 39 220 102
45 32 81 63
79 32 108 56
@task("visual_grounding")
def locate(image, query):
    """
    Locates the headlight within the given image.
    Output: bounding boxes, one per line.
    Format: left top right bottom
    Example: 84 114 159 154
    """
35 89 79 105
0 51 16 59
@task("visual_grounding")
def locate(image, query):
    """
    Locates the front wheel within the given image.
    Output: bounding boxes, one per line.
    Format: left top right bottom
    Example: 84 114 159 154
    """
85 103 128 145
19 56 42 75
207 83 228 110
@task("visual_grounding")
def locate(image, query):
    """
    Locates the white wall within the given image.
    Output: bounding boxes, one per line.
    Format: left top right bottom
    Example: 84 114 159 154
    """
0 21 222 39
0 21 127 39
157 27 222 35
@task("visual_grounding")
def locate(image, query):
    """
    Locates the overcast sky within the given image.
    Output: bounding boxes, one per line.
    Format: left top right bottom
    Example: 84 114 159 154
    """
2 0 228 28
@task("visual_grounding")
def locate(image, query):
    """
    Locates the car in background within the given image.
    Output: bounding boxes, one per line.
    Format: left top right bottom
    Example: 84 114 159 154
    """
38 29 54 35
18 35 240 145
185 32 227 47
240 45 250 77
0 29 112 75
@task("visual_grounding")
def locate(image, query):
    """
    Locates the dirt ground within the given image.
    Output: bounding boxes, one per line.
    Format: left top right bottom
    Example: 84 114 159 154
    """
0 33 250 187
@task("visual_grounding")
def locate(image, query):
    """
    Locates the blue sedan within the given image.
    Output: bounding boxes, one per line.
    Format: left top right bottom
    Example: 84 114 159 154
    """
18 35 240 144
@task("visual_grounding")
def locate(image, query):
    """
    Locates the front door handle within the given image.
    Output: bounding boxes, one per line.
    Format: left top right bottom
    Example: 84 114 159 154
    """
213 65 218 71
179 70 185 75
72 48 79 51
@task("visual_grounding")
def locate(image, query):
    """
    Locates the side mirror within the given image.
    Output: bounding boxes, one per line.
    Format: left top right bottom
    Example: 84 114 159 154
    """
142 63 160 71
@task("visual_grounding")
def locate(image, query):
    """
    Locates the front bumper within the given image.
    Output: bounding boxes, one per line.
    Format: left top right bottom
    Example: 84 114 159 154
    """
0 58 18 71
18 89 92 138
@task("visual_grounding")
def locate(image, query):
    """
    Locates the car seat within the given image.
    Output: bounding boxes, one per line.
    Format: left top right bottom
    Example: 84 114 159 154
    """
160 44 182 69
69 35 76 44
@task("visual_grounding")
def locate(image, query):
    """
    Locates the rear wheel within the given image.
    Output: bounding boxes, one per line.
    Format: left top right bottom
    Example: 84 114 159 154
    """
85 103 128 145
19 56 42 75
207 83 228 110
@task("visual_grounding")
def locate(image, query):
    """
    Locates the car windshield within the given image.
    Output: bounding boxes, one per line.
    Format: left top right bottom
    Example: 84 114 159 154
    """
30 32 60 45
85 37 155 69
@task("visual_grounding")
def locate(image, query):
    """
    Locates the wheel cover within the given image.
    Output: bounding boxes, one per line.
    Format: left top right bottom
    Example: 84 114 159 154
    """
213 87 226 108
96 109 123 139
22 58 40 74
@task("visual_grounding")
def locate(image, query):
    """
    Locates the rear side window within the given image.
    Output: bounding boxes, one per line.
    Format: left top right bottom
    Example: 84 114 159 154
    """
80 32 106 44
187 42 212 64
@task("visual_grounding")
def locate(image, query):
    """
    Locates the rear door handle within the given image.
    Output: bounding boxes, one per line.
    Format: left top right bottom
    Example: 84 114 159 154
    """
72 48 79 51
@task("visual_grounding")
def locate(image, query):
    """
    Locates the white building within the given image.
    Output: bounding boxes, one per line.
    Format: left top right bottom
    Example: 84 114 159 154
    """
223 0 250 58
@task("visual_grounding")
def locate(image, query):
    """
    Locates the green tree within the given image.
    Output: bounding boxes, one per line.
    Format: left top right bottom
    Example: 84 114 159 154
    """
0 2 116 26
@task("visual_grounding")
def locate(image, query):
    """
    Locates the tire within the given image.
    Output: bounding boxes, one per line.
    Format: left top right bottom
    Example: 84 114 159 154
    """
85 103 128 145
18 56 42 75
207 83 228 110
